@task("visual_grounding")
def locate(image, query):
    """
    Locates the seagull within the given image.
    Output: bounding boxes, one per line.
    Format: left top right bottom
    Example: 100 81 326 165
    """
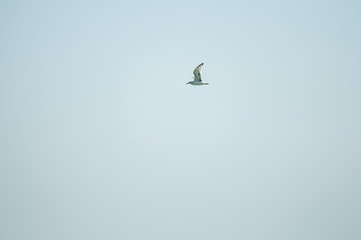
187 63 209 86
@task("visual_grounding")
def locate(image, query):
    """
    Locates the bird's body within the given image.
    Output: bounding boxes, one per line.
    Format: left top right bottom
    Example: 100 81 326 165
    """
187 63 209 86
188 81 207 85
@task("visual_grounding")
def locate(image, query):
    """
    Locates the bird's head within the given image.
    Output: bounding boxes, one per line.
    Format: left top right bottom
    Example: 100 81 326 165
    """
186 82 190 85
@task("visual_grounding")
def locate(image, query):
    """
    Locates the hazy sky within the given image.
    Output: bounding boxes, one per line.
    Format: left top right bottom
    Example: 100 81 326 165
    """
1 0 361 239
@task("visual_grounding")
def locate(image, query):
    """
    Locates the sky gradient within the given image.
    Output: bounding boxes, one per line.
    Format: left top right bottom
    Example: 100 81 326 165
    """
1 0 361 239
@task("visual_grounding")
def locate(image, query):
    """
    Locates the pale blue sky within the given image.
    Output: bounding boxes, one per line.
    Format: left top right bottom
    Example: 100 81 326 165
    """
1 0 361 239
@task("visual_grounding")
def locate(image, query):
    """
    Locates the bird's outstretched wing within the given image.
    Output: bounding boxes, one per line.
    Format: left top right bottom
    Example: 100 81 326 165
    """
193 63 204 82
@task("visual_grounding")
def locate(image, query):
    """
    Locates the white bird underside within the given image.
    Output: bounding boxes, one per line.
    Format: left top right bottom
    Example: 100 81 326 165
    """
187 63 209 86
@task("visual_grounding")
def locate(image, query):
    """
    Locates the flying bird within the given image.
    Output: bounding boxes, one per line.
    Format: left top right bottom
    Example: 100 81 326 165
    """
187 63 209 86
